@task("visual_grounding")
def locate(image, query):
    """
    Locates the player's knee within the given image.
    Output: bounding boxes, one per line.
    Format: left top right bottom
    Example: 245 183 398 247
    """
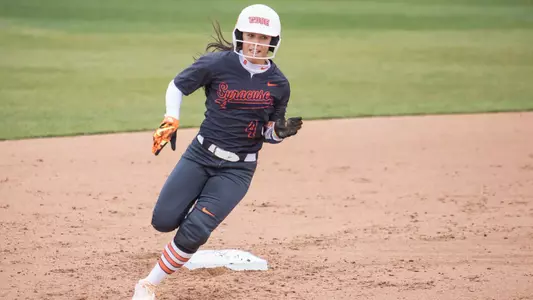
174 210 217 253
151 220 176 233
151 213 178 233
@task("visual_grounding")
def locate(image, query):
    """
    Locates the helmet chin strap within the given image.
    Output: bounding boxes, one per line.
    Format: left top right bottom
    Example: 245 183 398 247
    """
237 50 271 75
238 50 271 65
233 39 279 60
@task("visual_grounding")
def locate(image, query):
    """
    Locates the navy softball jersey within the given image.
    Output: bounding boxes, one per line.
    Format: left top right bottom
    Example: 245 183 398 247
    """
173 51 290 154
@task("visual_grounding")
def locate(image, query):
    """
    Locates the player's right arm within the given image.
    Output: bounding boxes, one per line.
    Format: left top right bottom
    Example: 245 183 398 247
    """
173 53 218 96
152 53 218 155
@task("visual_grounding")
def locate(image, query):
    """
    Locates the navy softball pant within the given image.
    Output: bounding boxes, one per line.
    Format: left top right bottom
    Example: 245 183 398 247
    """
151 137 257 254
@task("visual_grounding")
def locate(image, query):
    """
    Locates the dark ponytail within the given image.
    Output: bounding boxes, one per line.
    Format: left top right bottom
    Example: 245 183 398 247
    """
205 20 234 53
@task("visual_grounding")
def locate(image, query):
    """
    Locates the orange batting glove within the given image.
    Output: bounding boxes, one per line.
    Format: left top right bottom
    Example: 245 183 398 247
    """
152 116 179 156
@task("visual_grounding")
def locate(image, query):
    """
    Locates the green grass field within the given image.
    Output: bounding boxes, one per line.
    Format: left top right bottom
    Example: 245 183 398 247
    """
1 0 533 139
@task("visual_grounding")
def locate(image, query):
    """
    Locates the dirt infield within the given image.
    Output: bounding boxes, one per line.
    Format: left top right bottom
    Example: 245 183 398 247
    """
1 112 532 300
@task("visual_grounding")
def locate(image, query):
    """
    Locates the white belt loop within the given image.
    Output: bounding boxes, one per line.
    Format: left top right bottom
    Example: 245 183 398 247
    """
244 153 257 162
197 134 204 144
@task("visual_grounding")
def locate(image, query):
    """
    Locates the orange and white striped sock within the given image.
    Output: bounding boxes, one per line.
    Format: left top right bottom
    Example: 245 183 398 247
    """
145 240 194 285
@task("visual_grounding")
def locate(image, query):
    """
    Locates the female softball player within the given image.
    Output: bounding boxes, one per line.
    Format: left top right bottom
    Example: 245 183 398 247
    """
131 4 302 299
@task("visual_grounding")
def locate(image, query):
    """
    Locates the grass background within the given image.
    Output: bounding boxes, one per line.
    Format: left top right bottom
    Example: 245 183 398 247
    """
1 0 533 139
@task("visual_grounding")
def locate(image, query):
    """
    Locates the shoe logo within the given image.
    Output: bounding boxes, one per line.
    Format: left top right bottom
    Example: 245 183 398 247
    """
201 207 216 217
267 81 277 87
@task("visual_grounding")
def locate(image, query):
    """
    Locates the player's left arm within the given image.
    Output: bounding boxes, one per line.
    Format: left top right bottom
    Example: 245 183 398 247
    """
263 81 303 144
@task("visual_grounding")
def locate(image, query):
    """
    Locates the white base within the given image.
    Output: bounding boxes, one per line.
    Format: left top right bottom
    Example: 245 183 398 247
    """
183 249 269 271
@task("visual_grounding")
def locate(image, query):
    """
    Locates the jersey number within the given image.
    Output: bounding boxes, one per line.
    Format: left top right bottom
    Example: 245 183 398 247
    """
246 121 259 138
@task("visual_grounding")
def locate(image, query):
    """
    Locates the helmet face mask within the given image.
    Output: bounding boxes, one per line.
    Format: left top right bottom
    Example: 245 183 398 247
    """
232 4 282 60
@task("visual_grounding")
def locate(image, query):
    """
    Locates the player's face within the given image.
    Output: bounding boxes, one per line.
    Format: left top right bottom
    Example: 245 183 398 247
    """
242 31 273 64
